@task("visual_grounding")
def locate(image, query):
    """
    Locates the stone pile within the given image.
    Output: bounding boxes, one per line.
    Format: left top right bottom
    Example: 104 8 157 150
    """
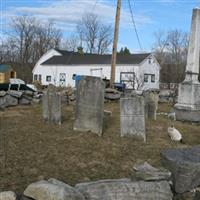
0 176 173 200
2 157 200 199
0 90 35 109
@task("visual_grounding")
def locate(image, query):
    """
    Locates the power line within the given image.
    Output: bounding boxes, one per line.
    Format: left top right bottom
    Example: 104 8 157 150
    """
127 0 143 51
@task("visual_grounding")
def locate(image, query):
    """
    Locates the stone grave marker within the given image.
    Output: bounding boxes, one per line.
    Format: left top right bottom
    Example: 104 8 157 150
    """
120 95 146 142
144 91 159 120
42 84 61 125
73 76 105 136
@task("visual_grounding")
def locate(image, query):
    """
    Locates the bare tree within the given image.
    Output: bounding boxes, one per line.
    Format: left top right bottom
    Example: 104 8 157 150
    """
77 13 113 54
62 35 79 51
2 15 62 82
153 29 188 84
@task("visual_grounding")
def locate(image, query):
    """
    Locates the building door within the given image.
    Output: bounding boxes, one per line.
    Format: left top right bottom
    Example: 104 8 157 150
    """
59 73 66 87
120 72 135 89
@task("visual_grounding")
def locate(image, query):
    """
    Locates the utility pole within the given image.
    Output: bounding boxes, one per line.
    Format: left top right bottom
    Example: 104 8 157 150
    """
110 0 121 88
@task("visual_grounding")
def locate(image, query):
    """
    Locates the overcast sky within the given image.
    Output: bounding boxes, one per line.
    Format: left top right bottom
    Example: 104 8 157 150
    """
1 0 200 52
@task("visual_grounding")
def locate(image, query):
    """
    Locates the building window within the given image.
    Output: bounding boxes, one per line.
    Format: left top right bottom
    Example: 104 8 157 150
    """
46 76 51 82
34 74 38 81
39 75 42 82
144 74 148 82
151 74 155 82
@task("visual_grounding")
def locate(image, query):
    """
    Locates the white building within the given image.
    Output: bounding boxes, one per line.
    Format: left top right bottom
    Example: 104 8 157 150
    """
32 48 160 90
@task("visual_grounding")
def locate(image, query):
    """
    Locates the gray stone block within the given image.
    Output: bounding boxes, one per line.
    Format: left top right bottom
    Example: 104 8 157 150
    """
161 146 200 193
120 96 146 141
73 76 105 136
0 95 18 108
133 162 171 181
75 179 173 200
24 180 85 200
0 91 6 97
7 90 23 98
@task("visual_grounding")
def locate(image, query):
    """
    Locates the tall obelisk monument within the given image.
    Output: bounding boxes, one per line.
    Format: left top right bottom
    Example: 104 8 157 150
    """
174 8 200 122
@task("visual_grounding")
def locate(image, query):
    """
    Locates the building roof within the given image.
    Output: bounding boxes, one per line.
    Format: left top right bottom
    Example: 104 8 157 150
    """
41 52 151 66
0 64 13 73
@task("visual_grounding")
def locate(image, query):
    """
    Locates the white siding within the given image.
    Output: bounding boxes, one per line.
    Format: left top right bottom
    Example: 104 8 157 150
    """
34 64 140 88
33 52 160 90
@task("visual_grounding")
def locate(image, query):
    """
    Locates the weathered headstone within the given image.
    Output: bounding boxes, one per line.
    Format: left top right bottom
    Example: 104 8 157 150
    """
73 76 105 136
42 84 61 125
75 179 173 200
144 91 159 120
174 8 200 122
120 95 146 141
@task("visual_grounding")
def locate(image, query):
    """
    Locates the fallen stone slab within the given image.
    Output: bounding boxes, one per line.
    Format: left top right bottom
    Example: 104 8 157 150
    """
0 191 17 200
7 90 23 98
133 162 171 181
75 179 173 200
24 179 85 200
161 146 200 193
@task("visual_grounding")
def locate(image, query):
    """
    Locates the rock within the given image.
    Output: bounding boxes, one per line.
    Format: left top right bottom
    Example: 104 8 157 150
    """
133 162 171 181
0 95 18 108
75 179 173 200
0 191 17 200
161 146 200 193
105 88 121 100
19 97 31 105
22 90 34 96
7 90 23 98
24 179 85 200
0 91 6 97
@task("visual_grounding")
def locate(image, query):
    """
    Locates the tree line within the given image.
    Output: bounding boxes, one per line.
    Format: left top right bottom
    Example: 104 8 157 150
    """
1 12 192 83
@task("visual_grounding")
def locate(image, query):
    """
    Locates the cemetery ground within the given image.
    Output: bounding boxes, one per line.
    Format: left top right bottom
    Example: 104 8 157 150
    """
0 102 199 193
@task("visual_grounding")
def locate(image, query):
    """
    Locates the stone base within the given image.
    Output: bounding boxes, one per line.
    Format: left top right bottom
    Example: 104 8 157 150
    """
174 81 200 122
174 106 200 122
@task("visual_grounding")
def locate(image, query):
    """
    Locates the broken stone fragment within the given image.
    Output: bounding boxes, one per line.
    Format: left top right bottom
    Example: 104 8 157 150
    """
133 161 171 181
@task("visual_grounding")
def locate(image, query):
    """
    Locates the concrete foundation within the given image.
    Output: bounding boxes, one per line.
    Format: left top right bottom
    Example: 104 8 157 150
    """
174 81 200 122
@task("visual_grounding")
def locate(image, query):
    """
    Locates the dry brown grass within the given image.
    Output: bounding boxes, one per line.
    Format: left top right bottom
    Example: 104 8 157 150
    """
0 102 199 193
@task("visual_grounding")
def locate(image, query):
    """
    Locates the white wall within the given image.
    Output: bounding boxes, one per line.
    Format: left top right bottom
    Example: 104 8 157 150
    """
33 53 160 90
32 49 61 74
140 56 160 90
34 64 140 87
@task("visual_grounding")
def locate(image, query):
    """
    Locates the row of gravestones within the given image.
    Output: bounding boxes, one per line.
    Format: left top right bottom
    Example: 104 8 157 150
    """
42 76 158 142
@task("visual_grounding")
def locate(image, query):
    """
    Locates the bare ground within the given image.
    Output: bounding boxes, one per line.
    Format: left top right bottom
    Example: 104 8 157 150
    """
0 102 199 193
